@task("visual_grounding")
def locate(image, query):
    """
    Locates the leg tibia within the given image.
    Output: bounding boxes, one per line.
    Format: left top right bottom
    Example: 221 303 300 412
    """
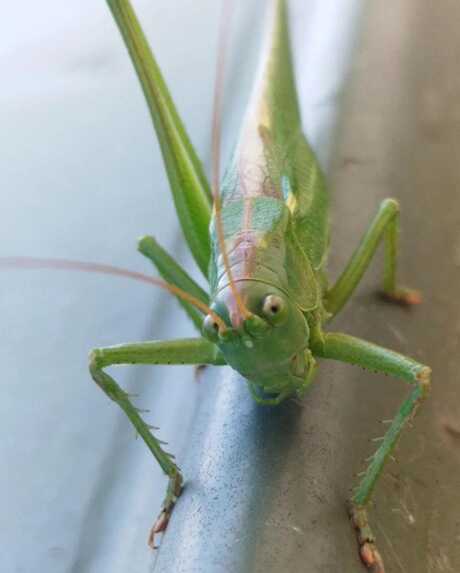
89 337 223 471
90 356 178 475
325 198 421 318
312 331 431 570
312 332 431 504
138 235 209 332
353 368 430 506
89 337 224 546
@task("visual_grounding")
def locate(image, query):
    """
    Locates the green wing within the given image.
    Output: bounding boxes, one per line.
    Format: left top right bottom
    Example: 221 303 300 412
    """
260 0 329 271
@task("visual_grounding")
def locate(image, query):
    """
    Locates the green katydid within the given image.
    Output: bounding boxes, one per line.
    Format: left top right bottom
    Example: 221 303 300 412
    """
2 0 430 571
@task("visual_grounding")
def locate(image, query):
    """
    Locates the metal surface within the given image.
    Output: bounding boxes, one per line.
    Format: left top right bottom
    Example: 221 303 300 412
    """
2 1 460 573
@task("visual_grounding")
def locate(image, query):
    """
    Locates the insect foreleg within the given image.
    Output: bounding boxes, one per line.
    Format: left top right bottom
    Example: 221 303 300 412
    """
89 338 225 546
324 198 421 318
312 331 430 571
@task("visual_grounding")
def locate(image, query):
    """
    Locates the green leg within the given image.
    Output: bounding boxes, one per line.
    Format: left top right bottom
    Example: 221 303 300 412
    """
138 235 209 332
312 332 431 572
324 198 421 318
108 0 212 276
89 337 225 547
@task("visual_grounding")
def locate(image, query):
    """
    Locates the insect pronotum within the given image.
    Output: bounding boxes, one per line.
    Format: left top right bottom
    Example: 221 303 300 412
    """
2 1 430 571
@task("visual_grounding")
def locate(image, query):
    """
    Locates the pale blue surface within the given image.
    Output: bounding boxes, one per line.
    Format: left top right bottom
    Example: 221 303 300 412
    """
1 2 216 572
0 1 362 572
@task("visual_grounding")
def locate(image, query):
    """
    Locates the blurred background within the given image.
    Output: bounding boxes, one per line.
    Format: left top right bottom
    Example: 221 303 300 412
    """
1 1 460 572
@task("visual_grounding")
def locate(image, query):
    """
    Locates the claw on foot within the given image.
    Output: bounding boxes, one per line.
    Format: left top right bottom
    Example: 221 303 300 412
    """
147 472 183 550
148 510 170 549
349 503 386 572
194 364 207 383
360 542 385 573
380 287 422 306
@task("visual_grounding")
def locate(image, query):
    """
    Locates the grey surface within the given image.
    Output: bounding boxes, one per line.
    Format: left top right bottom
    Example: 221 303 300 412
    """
2 2 460 573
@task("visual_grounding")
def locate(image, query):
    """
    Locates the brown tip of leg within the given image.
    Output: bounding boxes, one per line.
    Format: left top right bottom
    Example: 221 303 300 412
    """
147 511 170 549
402 290 422 305
360 542 385 573
380 288 422 306
153 510 170 534
194 364 207 383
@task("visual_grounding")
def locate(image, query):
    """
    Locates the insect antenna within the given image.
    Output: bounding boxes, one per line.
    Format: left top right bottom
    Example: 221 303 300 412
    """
211 0 250 321
0 256 226 330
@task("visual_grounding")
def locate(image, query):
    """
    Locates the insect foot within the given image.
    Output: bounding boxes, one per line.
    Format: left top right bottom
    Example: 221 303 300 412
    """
348 503 385 573
148 471 183 549
380 286 422 306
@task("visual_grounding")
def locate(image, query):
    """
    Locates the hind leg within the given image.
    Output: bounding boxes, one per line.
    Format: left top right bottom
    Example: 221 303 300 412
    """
325 198 421 318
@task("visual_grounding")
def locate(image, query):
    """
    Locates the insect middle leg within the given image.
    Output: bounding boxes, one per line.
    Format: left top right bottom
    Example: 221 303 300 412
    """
324 198 421 318
312 331 430 572
89 337 225 546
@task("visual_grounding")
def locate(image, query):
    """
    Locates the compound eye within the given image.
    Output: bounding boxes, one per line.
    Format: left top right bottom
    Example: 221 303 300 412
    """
262 294 287 325
202 314 220 342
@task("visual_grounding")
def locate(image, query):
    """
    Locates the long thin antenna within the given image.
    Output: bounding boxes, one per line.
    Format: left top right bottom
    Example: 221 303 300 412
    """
211 0 250 321
0 257 226 330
